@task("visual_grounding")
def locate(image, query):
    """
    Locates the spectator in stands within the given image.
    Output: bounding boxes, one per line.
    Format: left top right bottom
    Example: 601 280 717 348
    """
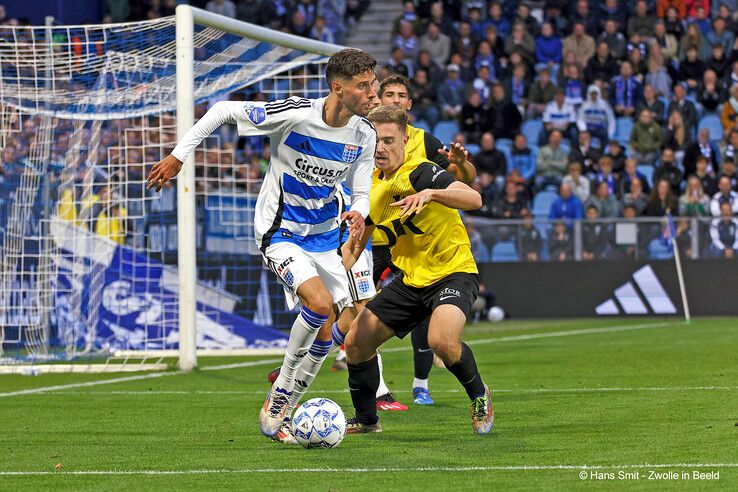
586 180 622 218
393 1 420 35
664 6 685 39
562 161 591 203
679 46 708 92
684 127 720 176
310 16 335 44
662 110 689 159
528 67 557 119
405 69 438 127
506 64 529 110
619 158 651 196
206 0 236 18
454 21 476 61
437 63 464 119
636 84 667 126
508 133 536 190
605 140 627 174
474 40 497 74
504 22 535 66
627 40 648 78
654 148 684 195
549 181 584 222
571 0 599 37
386 47 414 78
598 21 627 64
586 40 620 87
718 159 738 191
288 10 310 37
419 21 451 65
595 155 618 196
560 61 586 110
611 61 643 118
496 178 529 219
652 20 679 62
668 83 698 137
721 129 738 166
535 22 562 76
706 17 735 56
679 176 710 216
692 155 718 195
710 202 738 257
582 205 613 260
535 130 568 190
485 83 522 140
563 21 595 68
578 85 616 149
711 175 738 216
645 44 674 100
644 178 678 216
485 2 509 38
720 85 738 137
622 177 649 215
697 69 724 114
416 50 444 87
394 20 419 60
541 88 577 145
630 108 663 165
628 0 655 38
460 91 485 143
707 43 730 81
474 131 507 193
549 220 574 261
518 211 543 262
679 23 709 61
569 130 602 175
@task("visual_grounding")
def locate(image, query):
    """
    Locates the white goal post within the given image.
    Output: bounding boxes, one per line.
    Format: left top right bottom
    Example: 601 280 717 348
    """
174 6 342 371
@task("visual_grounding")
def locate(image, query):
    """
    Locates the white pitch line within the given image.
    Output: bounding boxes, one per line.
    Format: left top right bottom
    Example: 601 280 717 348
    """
0 358 283 399
382 321 676 352
41 385 738 397
0 321 679 399
1 463 737 476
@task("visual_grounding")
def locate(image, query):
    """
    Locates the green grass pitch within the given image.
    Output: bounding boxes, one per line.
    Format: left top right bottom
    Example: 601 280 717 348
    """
1 318 736 490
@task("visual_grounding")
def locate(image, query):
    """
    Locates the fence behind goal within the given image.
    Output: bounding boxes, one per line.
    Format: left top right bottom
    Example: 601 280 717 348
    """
0 7 340 372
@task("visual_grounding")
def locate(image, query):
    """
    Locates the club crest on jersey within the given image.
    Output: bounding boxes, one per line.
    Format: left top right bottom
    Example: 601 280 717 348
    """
342 144 359 163
244 103 266 125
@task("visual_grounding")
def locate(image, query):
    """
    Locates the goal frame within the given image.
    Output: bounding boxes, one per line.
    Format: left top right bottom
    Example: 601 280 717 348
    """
174 6 342 371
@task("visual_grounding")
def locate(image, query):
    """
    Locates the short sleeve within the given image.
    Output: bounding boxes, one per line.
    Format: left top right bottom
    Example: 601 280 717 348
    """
409 162 456 192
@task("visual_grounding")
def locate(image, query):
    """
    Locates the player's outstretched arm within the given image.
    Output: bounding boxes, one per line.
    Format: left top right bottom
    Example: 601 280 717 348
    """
439 142 477 185
341 224 375 271
392 181 482 216
146 154 182 192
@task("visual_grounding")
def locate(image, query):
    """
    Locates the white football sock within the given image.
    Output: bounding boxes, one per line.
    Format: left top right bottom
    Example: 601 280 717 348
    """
413 377 429 390
376 351 391 397
273 306 327 393
286 338 332 414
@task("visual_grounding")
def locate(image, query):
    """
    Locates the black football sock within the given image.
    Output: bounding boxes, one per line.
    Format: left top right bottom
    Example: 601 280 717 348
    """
411 319 433 380
444 343 486 400
347 354 380 424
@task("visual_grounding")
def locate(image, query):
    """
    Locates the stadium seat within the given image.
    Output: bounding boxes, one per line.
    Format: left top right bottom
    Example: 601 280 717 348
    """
698 114 723 142
413 120 431 133
637 165 654 187
615 117 633 146
491 241 518 262
532 190 557 218
521 119 543 144
464 143 480 156
433 120 459 145
647 239 674 260
496 138 513 152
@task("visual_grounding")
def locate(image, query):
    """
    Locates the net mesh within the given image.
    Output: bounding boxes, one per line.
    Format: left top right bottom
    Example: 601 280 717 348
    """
0 15 333 365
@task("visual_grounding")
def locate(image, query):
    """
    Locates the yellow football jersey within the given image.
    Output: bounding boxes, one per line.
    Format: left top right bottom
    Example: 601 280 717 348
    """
372 124 449 247
368 155 477 288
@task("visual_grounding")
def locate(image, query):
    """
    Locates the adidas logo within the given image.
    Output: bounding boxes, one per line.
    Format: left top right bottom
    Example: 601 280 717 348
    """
298 140 312 152
595 265 677 315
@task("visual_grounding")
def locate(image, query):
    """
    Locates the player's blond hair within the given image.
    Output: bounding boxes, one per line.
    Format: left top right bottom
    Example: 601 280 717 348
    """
367 105 407 133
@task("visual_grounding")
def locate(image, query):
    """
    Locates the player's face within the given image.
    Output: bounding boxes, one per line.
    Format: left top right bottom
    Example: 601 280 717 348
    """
380 83 412 111
338 70 377 117
374 122 408 175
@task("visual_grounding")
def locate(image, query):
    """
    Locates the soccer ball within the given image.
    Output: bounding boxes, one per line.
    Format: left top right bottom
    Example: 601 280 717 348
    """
487 306 505 322
291 398 346 449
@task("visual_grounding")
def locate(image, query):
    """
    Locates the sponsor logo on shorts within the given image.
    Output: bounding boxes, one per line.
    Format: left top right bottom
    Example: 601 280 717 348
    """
353 270 371 279
438 287 461 301
275 257 295 286
358 279 370 294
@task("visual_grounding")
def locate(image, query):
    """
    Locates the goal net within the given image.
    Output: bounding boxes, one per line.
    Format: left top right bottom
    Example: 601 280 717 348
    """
0 7 340 372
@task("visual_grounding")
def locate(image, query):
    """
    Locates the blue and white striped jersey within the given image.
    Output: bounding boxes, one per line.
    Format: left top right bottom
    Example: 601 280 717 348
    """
171 97 376 253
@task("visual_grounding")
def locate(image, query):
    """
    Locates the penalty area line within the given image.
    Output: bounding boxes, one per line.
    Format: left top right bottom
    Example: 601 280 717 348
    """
2 463 737 476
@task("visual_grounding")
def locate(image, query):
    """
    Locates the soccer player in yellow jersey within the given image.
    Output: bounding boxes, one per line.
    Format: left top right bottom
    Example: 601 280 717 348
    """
341 105 494 435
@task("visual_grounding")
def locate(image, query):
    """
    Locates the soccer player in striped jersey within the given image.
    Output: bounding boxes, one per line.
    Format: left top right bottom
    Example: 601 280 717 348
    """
146 49 378 441
342 105 493 435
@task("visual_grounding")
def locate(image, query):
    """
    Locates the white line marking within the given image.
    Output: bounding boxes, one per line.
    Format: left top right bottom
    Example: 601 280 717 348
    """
41 386 738 397
382 321 676 353
0 358 283 398
1 464 736 476
0 322 680 398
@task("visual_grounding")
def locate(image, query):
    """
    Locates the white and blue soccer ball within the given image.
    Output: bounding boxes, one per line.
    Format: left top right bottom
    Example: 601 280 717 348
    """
292 398 346 449
487 306 505 322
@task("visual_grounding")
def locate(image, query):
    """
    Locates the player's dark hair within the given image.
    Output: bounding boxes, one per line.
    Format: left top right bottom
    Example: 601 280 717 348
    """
367 105 408 133
325 49 377 86
379 73 411 97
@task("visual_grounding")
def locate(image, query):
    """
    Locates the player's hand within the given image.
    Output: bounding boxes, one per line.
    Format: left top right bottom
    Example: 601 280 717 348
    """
391 189 433 217
438 142 468 167
146 154 183 192
341 210 365 241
